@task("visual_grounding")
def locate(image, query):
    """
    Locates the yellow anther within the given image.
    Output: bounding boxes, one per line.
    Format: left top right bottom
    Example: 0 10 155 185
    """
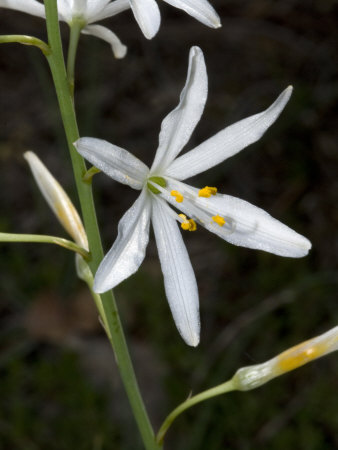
171 190 184 203
198 186 218 198
212 215 226 227
179 214 197 232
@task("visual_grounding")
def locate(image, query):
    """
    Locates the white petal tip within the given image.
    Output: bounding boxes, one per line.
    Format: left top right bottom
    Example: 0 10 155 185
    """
23 150 33 160
184 331 200 347
115 46 127 59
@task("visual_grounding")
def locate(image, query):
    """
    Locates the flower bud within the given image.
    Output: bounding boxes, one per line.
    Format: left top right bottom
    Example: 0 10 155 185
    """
232 326 338 391
24 151 88 250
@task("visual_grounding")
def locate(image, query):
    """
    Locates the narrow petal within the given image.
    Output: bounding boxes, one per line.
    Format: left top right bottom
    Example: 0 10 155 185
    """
152 197 200 346
166 86 293 180
93 189 151 293
90 0 130 22
160 180 311 258
24 151 88 249
151 47 208 173
82 25 127 58
74 137 149 190
198 192 311 257
164 0 221 28
129 0 161 39
0 0 45 17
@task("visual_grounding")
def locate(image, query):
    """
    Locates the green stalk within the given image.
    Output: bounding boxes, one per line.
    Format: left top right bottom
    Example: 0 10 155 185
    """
156 379 236 444
0 34 50 55
66 20 83 96
43 1 159 448
0 232 89 259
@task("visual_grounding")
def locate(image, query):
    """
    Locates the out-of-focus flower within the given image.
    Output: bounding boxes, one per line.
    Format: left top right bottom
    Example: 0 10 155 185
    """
0 0 128 57
127 0 221 39
232 326 338 390
24 151 88 250
75 46 311 346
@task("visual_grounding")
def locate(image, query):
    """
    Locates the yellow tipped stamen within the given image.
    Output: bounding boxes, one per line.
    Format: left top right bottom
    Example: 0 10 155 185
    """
171 190 184 203
198 186 218 198
179 214 197 232
212 215 226 227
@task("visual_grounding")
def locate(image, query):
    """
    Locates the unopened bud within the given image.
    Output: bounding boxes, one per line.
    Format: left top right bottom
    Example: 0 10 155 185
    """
232 326 338 391
24 151 88 250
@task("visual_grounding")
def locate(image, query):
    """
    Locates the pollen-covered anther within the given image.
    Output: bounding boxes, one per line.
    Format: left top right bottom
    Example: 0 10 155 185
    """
171 190 184 203
212 215 226 227
198 186 218 198
179 214 197 232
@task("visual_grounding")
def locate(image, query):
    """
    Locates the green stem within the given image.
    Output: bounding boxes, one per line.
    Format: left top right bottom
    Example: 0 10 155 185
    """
43 1 159 449
0 232 89 259
156 379 236 444
66 21 83 96
0 34 50 55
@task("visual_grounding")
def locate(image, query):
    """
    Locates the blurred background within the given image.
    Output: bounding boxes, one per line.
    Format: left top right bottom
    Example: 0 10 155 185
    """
0 0 337 449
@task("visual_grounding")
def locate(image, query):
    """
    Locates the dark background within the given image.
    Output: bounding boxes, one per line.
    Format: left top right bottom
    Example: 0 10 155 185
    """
0 1 337 449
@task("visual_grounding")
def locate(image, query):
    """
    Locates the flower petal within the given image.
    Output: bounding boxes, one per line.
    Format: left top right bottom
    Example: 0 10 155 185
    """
82 25 127 58
160 180 311 258
89 0 130 22
74 137 149 190
166 86 293 180
152 197 200 346
0 0 45 17
93 189 151 292
151 46 208 173
199 193 311 257
163 0 221 28
129 0 161 39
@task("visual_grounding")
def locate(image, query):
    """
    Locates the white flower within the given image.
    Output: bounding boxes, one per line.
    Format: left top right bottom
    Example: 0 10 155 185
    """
127 0 221 39
0 0 128 58
74 46 311 346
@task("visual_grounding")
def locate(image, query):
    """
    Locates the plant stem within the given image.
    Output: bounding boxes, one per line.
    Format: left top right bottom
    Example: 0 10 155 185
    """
0 34 50 55
156 379 236 444
66 21 83 96
0 232 89 259
43 1 159 448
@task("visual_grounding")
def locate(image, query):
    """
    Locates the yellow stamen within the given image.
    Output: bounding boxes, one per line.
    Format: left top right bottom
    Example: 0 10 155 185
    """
198 186 218 198
179 214 197 232
212 215 226 227
171 190 184 203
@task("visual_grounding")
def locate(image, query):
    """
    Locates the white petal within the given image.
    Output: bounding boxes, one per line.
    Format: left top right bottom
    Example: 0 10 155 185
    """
160 180 311 258
93 189 151 292
74 137 149 190
152 197 200 346
166 86 293 180
89 0 130 22
164 0 221 28
0 0 45 17
129 0 161 39
151 46 208 173
82 25 127 58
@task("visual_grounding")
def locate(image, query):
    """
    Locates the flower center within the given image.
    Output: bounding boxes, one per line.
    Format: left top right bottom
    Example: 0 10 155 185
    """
147 176 167 194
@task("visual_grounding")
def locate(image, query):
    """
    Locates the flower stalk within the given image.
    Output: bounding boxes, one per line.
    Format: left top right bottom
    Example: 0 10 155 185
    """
0 232 89 259
0 34 50 55
42 1 159 448
156 326 338 443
